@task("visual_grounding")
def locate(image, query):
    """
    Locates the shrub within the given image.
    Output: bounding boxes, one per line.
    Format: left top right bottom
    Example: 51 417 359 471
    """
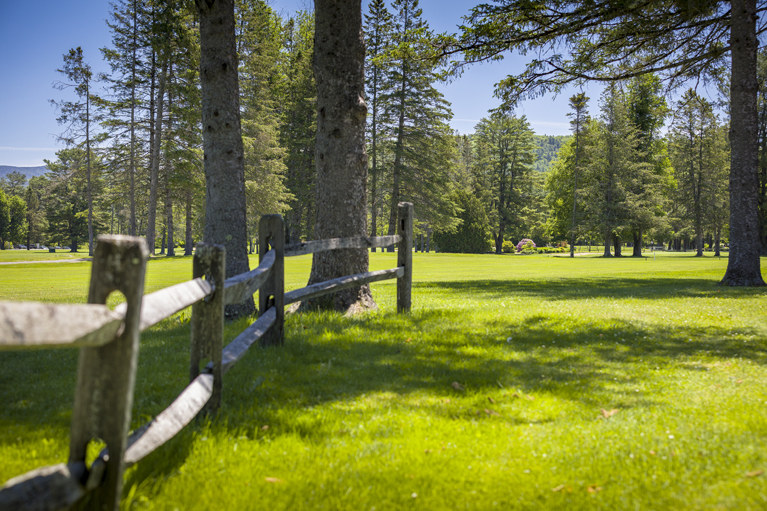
502 240 515 253
516 238 536 253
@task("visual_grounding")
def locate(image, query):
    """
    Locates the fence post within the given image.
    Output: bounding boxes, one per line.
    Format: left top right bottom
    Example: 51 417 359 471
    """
259 214 285 346
397 202 413 313
190 243 225 414
68 235 149 511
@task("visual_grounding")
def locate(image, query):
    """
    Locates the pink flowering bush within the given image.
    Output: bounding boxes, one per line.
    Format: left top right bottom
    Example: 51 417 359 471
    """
516 238 536 253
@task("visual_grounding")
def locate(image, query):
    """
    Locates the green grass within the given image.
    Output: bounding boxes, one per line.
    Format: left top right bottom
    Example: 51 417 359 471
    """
1 252 766 509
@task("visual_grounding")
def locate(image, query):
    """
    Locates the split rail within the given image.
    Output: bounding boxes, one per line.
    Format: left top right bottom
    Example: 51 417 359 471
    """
0 203 413 511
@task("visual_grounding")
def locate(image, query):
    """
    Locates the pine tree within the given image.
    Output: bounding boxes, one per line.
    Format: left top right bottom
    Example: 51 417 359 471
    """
196 0 254 318
625 74 671 257
669 90 729 256
279 12 316 243
567 93 589 257
473 112 537 253
237 0 293 248
101 0 151 236
52 47 100 256
582 84 645 257
383 0 459 245
364 0 394 248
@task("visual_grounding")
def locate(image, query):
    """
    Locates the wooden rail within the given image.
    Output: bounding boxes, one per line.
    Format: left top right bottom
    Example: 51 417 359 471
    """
0 202 414 511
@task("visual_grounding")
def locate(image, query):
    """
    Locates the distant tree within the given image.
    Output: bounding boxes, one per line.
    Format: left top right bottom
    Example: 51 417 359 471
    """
473 112 537 253
451 0 765 284
305 0 373 312
582 84 645 257
669 90 729 256
279 12 316 243
0 171 27 197
567 92 589 257
433 189 491 253
364 0 394 248
237 0 293 246
383 0 459 244
0 189 9 249
25 176 48 249
44 150 90 252
7 195 26 247
196 0 254 318
52 47 99 256
625 74 672 257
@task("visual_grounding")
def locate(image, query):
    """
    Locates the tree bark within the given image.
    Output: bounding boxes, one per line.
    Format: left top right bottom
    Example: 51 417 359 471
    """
632 229 642 257
197 0 254 317
722 0 765 285
184 189 193 256
305 0 374 313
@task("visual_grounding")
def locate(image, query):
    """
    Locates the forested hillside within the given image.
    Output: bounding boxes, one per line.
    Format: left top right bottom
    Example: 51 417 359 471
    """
532 135 570 173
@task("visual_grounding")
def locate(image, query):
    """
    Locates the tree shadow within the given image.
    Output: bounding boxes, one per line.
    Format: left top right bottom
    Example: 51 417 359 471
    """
418 277 767 301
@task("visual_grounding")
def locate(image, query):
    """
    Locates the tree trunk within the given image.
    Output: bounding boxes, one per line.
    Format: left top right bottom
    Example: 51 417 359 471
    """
146 60 167 255
613 234 622 257
722 0 765 285
715 226 722 256
85 77 94 257
632 230 642 257
197 0 254 317
306 0 374 312
603 231 612 257
184 189 193 256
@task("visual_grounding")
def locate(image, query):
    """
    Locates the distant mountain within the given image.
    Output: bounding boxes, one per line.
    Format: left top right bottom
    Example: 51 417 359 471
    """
533 135 571 173
0 165 49 181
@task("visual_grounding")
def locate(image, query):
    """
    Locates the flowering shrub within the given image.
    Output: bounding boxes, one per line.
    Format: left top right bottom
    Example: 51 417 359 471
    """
516 238 536 253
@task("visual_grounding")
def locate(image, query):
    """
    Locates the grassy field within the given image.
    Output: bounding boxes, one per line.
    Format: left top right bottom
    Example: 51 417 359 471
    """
1 251 766 509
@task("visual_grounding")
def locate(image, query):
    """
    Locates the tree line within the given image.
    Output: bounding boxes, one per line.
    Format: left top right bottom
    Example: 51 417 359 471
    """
1 0 765 294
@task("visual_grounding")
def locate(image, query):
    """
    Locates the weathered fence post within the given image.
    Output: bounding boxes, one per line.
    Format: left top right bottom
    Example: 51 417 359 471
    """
259 214 285 346
190 243 225 414
397 202 413 313
69 235 149 511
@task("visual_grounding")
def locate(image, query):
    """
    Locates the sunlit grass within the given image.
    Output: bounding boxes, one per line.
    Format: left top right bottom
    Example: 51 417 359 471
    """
1 251 765 509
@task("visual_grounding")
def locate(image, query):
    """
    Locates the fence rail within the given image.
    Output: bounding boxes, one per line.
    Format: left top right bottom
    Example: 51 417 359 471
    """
0 202 413 511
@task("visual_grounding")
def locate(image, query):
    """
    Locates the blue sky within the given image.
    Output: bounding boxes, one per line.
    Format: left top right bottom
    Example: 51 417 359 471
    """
0 0 590 167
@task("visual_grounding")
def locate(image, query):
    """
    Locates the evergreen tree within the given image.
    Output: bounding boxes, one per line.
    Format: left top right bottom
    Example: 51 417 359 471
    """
473 112 537 253
279 12 316 243
669 90 729 256
625 74 671 256
452 0 764 284
383 0 459 246
237 0 293 249
433 189 491 253
364 0 395 248
43 149 90 252
52 47 100 256
567 92 589 257
582 84 645 257
101 0 151 236
25 176 48 248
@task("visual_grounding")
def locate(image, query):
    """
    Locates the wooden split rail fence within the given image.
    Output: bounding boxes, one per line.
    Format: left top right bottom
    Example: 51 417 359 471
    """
0 203 414 511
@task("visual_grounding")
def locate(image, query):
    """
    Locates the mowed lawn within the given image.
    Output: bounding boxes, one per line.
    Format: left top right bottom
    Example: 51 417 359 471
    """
1 251 766 509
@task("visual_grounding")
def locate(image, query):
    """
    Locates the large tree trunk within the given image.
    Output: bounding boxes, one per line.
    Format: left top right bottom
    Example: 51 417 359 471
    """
603 231 612 257
722 0 765 285
632 229 642 257
197 0 254 317
305 0 374 312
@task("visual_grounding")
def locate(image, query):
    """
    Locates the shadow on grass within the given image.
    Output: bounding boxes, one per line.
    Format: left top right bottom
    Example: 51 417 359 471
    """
2 275 765 483
418 277 767 301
